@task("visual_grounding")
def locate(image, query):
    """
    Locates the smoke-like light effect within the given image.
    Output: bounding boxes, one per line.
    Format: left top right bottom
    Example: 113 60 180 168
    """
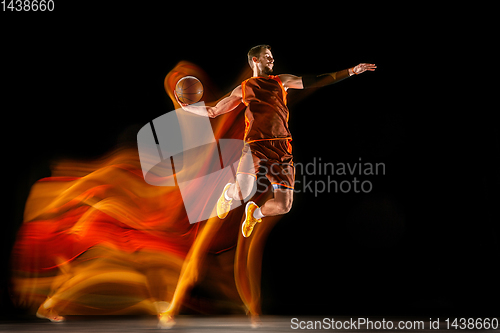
11 61 283 318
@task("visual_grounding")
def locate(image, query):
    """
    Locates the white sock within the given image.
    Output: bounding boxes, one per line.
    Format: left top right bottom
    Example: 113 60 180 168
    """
253 207 265 219
224 184 232 201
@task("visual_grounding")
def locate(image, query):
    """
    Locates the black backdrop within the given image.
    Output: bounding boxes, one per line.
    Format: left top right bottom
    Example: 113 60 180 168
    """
2 3 498 317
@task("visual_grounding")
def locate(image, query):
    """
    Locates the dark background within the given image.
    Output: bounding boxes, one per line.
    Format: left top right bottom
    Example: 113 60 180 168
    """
2 3 498 318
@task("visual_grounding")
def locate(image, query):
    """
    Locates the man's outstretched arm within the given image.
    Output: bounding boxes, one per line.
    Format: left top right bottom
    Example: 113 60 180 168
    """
175 85 243 118
280 63 376 89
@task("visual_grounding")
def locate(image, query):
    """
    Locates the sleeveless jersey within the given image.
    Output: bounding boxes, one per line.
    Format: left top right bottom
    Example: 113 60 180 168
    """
241 75 291 143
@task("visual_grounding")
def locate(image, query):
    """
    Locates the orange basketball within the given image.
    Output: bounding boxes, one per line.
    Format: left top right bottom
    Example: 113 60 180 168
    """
175 76 203 105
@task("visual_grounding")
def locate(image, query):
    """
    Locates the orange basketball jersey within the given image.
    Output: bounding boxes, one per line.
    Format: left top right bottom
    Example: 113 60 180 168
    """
241 75 291 143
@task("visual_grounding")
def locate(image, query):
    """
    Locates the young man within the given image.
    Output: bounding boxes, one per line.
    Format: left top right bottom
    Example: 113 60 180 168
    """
159 45 376 329
177 45 376 237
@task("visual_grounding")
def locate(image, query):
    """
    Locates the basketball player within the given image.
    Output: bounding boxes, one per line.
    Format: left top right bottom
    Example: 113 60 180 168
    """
176 45 376 238
161 45 375 329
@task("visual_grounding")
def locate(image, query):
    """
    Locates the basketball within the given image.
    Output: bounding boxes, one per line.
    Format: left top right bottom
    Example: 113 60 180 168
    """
175 76 203 105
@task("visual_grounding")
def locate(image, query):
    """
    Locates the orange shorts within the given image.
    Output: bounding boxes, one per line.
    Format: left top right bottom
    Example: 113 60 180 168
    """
236 139 295 190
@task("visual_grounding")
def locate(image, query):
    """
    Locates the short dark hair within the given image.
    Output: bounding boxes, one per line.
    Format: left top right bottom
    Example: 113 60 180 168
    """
247 45 271 68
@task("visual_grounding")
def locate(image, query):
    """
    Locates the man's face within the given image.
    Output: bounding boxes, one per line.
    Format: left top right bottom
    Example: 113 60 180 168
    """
254 49 274 74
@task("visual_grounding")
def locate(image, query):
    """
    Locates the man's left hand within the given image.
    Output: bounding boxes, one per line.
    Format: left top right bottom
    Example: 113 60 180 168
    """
353 63 377 74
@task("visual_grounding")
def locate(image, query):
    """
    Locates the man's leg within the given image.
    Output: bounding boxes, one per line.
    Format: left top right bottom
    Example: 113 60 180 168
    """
217 143 258 220
226 173 256 201
259 188 293 216
241 187 293 238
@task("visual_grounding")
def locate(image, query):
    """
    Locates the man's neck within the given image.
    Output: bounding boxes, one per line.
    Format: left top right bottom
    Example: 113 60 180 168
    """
253 68 269 78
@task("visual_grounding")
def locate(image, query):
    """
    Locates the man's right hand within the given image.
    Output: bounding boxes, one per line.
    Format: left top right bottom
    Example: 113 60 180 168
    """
174 90 189 108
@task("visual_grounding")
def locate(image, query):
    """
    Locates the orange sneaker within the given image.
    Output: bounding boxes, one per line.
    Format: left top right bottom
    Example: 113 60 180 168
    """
242 201 262 238
217 183 233 219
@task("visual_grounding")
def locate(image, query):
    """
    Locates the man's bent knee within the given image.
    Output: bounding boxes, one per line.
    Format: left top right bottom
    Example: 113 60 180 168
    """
282 200 293 214
276 193 293 215
233 174 256 201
